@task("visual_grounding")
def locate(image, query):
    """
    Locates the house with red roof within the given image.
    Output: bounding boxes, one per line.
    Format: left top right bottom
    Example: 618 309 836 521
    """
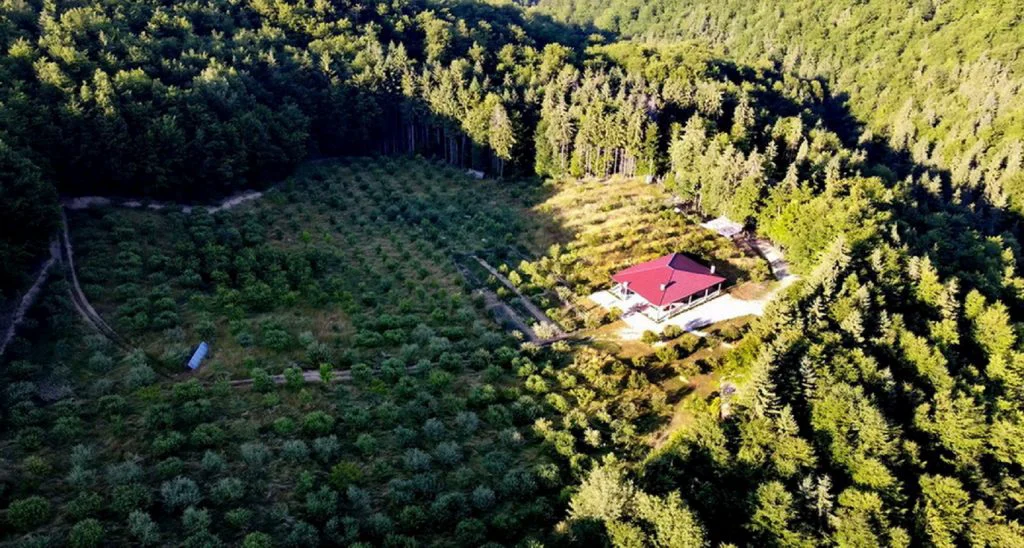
611 253 726 322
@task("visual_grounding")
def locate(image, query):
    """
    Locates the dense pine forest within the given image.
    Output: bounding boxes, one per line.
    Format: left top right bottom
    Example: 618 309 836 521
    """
3 0 1024 546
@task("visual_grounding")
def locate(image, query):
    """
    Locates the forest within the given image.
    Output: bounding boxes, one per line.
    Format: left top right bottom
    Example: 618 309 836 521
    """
3 0 1024 546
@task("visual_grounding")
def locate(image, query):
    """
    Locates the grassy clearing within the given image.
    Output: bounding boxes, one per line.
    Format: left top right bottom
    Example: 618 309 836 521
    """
68 157 545 377
505 176 771 331
5 158 589 546
3 158 771 545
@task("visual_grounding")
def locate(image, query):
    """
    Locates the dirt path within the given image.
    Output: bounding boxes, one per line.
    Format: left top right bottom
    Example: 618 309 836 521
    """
473 257 564 336
227 363 421 387
63 190 264 215
752 238 794 282
228 368 353 387
475 289 538 342
59 209 131 349
57 185 269 353
0 240 61 358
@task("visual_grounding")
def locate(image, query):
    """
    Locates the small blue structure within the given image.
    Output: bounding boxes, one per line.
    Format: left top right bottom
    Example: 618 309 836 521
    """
187 342 209 370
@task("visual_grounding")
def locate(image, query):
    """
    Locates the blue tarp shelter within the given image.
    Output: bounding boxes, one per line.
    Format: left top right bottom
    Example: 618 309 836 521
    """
188 342 209 370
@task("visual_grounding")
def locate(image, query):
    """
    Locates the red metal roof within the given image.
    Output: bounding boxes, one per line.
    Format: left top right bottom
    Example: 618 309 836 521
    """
612 253 726 306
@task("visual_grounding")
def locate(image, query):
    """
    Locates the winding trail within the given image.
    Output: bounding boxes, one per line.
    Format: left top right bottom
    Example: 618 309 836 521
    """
59 209 130 348
56 188 269 354
63 189 264 214
0 240 60 358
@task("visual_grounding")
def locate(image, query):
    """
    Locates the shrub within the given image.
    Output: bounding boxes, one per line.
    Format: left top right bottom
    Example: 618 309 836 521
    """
151 431 186 456
455 518 486 545
398 505 428 531
302 411 335 436
471 486 496 510
200 451 226 474
99 394 128 416
453 411 480 437
6 496 51 531
367 513 394 538
182 506 211 533
240 442 270 469
160 477 202 511
270 416 294 436
328 462 362 492
307 342 332 366
354 434 377 456
212 477 246 504
392 426 418 448
65 491 102 520
128 511 160 546
351 363 373 385
673 361 701 379
111 484 152 516
402 449 432 472
23 455 50 478
52 416 85 443
106 461 143 485
6 381 37 403
87 352 115 373
67 465 97 489
250 368 273 393
318 363 334 383
125 365 157 389
677 333 703 354
312 436 340 462
305 486 338 522
661 324 684 340
16 427 44 451
242 532 273 548
286 520 319 547
69 444 93 468
422 418 447 441
156 457 185 479
68 518 103 548
655 345 679 364
281 439 310 461
190 423 226 447
284 367 304 390
641 330 661 344
434 442 463 467
719 323 743 341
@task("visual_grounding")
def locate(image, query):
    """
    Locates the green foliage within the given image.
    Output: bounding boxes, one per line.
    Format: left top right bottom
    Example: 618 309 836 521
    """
160 477 202 512
68 519 103 548
0 140 59 298
329 462 363 492
570 462 705 547
5 0 1024 543
128 511 160 546
242 532 273 548
5 496 51 531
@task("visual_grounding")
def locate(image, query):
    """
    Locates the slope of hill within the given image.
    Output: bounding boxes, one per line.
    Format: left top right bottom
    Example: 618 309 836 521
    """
4 0 1024 546
534 0 1024 212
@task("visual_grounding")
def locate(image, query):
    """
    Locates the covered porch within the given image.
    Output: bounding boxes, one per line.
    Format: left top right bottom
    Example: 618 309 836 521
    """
611 280 724 323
